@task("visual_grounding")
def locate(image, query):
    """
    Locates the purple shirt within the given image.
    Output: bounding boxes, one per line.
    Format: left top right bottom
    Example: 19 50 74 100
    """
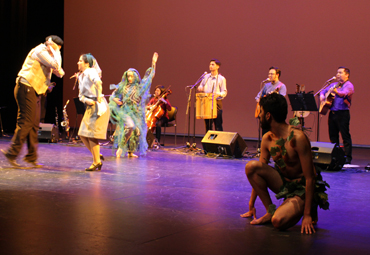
320 81 354 111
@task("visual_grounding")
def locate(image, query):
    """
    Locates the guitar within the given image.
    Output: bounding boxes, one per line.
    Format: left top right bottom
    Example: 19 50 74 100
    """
319 83 340 115
255 83 282 118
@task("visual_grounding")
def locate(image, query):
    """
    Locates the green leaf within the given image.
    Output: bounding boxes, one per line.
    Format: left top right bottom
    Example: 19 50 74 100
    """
268 204 276 215
276 158 286 169
318 192 328 201
276 138 285 147
281 146 287 156
289 117 300 126
270 146 279 156
287 130 294 142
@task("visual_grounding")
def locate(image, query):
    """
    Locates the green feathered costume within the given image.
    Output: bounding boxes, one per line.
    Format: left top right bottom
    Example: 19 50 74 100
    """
109 67 154 156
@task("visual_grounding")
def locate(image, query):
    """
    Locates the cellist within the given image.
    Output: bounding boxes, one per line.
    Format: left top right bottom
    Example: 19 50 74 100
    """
147 85 172 144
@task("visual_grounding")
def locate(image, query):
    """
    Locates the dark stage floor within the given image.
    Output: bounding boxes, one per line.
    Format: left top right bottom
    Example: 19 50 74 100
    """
0 136 370 255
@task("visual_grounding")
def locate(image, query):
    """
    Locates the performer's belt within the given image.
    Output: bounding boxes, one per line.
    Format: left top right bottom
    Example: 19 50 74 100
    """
85 96 97 101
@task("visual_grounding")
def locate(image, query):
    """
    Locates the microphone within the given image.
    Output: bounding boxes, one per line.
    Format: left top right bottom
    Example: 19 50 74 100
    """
326 76 336 83
70 73 79 79
64 100 70 109
198 71 208 79
262 78 270 83
186 72 208 87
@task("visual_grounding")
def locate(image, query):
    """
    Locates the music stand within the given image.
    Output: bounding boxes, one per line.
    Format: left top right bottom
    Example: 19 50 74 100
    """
70 97 86 141
288 93 317 129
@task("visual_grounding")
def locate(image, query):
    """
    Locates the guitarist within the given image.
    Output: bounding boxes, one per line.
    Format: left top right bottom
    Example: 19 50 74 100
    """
147 85 172 143
319 67 354 164
255 66 287 136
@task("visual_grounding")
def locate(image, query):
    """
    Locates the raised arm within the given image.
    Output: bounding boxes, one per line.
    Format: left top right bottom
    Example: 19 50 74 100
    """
33 45 64 78
139 53 159 96
151 52 158 75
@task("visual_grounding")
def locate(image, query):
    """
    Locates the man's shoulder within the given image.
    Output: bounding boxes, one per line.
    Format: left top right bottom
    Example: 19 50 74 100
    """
290 127 311 148
345 80 354 87
34 43 47 52
278 81 286 87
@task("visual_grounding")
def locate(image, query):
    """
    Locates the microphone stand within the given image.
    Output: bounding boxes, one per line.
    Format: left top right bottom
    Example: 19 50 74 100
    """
314 79 335 141
185 73 207 145
0 106 8 137
254 80 267 157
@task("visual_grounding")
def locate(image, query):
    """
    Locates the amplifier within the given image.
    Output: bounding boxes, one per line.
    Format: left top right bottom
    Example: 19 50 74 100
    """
38 123 59 143
201 131 248 158
311 141 345 171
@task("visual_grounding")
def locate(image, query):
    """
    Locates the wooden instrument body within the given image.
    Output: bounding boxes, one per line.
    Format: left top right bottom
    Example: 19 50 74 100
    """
146 89 172 132
196 93 217 119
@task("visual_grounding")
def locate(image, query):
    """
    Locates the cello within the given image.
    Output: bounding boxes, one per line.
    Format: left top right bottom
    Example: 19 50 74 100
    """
146 88 172 132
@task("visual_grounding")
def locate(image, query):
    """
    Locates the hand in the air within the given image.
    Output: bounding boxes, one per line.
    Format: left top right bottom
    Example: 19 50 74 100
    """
152 52 159 65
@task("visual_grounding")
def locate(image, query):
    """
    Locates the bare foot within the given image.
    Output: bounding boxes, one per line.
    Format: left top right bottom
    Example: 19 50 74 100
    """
250 213 272 225
116 148 122 158
128 152 138 158
240 212 253 218
240 207 256 218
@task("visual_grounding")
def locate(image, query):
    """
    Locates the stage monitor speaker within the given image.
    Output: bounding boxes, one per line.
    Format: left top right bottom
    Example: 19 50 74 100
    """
201 131 248 158
146 130 156 148
311 141 345 171
38 123 59 143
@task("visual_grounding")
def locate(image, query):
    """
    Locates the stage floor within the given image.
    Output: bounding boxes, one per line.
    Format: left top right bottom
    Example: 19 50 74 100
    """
0 137 370 255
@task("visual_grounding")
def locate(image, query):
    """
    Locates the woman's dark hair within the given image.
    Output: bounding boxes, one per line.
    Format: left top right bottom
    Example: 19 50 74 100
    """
155 85 167 98
81 53 94 67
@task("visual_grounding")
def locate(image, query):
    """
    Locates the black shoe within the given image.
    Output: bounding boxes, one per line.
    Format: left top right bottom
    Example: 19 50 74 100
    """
1 149 20 167
100 154 105 161
345 158 352 165
24 158 44 168
85 162 102 171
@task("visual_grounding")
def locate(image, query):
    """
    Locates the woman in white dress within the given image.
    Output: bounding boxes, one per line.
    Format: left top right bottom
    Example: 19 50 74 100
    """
77 53 109 171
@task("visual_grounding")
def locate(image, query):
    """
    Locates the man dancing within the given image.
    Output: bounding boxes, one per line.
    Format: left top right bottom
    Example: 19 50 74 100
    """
2 35 65 167
242 93 329 234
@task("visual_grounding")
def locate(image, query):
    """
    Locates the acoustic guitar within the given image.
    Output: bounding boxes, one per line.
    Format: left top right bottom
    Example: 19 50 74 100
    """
319 83 340 115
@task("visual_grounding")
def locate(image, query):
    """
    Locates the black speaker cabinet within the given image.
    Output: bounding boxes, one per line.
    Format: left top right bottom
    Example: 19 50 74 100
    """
201 131 248 158
146 130 156 148
38 123 59 143
311 141 345 171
